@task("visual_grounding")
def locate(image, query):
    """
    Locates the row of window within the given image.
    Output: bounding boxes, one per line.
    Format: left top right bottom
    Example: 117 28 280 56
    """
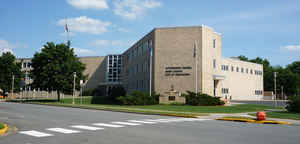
126 39 153 62
127 60 150 76
128 79 149 90
222 88 263 96
221 88 229 94
255 90 263 95
221 65 263 75
22 62 32 68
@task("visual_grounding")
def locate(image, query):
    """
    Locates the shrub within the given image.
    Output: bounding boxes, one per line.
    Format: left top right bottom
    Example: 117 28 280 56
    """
82 88 95 96
108 86 126 100
183 91 225 106
117 91 159 105
286 96 300 113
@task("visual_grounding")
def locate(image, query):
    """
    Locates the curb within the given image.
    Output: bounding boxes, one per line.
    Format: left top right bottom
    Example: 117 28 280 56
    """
0 124 8 135
216 117 292 125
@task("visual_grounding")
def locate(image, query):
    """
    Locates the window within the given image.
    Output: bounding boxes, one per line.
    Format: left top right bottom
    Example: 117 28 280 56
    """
241 68 244 73
236 67 239 72
231 66 234 72
246 68 248 73
213 39 216 48
213 59 216 69
222 88 229 94
255 90 263 95
169 96 176 101
250 69 253 74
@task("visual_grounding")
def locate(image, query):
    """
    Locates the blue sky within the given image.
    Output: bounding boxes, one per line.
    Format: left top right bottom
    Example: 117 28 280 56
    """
0 0 299 66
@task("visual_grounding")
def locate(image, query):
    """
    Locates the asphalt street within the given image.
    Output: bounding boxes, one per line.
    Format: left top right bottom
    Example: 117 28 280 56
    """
0 102 299 144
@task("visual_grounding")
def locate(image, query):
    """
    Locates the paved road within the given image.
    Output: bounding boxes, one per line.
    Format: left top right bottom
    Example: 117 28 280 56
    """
0 102 300 144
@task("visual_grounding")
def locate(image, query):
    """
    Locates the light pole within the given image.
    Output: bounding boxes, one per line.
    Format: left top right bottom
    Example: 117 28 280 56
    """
11 74 14 99
194 40 198 94
80 80 83 105
274 72 277 107
73 72 76 105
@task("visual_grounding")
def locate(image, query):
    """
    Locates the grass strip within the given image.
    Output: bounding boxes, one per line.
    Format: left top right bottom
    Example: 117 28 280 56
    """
249 111 300 120
27 102 207 118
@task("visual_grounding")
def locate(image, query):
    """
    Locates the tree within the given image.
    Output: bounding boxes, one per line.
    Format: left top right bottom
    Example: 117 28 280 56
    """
287 61 300 95
237 55 249 61
31 41 87 101
0 52 23 96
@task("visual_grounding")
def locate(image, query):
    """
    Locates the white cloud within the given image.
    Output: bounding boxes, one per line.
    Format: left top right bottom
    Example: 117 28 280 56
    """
73 47 95 56
113 0 162 20
0 39 27 55
281 45 300 52
57 16 111 35
67 0 109 10
90 39 131 47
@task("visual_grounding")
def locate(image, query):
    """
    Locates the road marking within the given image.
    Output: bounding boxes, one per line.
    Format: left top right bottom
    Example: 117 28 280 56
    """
111 122 141 126
71 125 104 131
93 123 124 128
128 120 157 124
144 119 175 123
19 130 53 137
47 128 80 134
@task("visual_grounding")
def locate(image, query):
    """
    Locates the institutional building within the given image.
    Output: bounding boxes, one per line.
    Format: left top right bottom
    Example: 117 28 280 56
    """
17 25 264 100
122 26 263 100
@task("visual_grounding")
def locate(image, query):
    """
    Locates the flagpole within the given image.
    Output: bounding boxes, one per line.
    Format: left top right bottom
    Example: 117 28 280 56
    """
149 42 153 97
194 40 198 94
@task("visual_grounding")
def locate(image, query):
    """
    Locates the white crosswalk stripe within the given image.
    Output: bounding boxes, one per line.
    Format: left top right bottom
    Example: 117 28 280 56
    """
19 118 210 138
128 120 157 124
93 123 124 128
71 125 104 131
19 130 53 137
47 128 80 134
111 121 141 126
144 118 175 123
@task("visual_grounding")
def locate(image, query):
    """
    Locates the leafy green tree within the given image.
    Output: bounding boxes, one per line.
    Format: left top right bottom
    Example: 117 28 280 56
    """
0 52 23 96
237 55 249 61
287 61 300 95
274 66 298 96
31 41 87 101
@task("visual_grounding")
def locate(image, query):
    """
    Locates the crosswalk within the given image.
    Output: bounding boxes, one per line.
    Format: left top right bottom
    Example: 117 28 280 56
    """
19 118 210 138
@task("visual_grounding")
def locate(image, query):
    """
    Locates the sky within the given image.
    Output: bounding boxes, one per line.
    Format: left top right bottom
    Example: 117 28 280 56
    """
0 0 299 66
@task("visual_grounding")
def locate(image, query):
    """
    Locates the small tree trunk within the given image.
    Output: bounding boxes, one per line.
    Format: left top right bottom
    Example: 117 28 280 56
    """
57 91 60 102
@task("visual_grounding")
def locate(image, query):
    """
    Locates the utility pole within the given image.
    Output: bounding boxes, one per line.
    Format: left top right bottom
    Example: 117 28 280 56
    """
11 74 14 99
73 72 76 105
274 72 277 107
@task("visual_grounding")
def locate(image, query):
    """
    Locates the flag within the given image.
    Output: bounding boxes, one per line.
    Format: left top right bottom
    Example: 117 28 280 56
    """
65 24 69 32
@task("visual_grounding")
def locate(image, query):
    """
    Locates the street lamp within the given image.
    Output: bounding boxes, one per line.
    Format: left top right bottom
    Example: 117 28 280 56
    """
73 72 76 105
274 72 277 107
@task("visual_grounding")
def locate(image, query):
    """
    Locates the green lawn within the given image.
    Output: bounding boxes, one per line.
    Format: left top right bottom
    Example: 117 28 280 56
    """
116 104 282 113
257 111 300 120
23 97 282 114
